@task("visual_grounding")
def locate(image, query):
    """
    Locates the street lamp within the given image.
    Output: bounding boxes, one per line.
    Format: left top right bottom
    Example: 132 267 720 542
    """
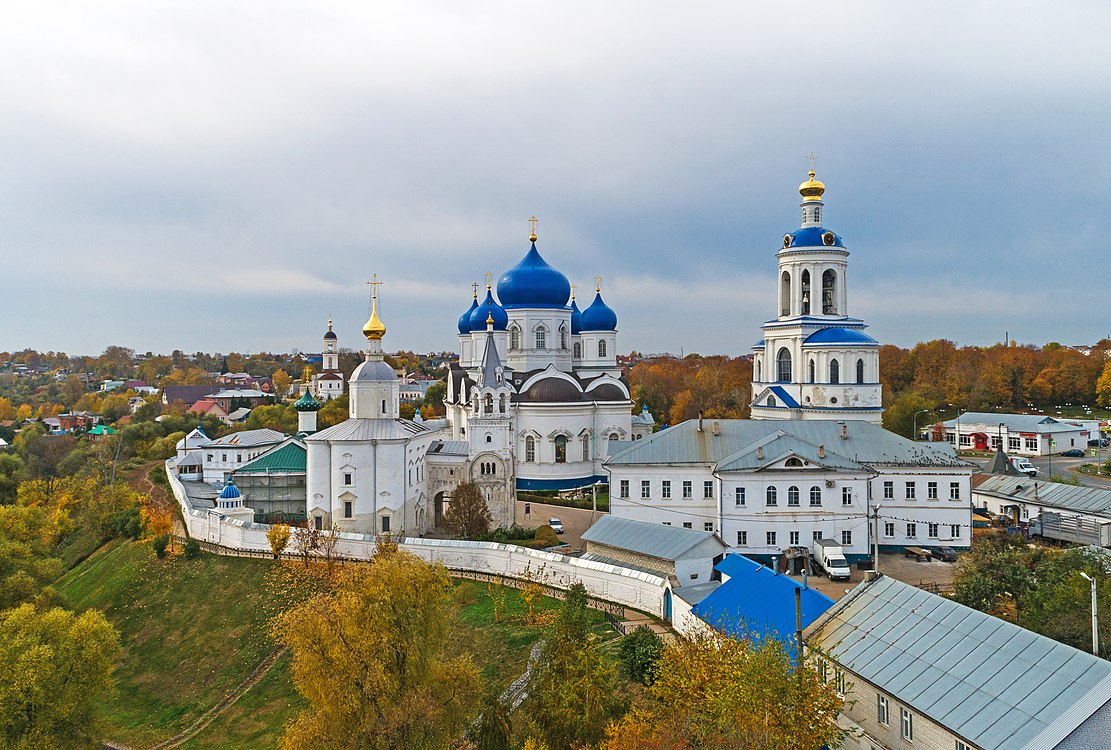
1080 571 1100 657
912 409 930 442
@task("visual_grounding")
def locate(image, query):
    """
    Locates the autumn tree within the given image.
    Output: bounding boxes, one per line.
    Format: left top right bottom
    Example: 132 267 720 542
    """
951 532 1034 618
0 604 121 749
318 524 342 579
442 481 492 539
0 504 64 609
603 631 845 750
272 368 293 399
292 524 320 566
1098 360 1111 408
267 523 292 559
275 546 481 749
618 626 664 684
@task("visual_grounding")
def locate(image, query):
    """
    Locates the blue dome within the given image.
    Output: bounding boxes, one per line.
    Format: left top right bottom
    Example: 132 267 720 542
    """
218 478 241 500
580 291 618 332
469 289 508 331
803 327 878 346
753 339 765 350
784 227 844 249
570 298 583 335
457 296 479 334
496 242 571 309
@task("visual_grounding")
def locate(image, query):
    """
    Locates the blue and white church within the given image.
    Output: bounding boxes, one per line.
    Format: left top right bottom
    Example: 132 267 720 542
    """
750 171 884 424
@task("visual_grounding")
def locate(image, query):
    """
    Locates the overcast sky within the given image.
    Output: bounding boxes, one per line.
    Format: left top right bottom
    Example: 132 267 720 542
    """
3 2 1109 357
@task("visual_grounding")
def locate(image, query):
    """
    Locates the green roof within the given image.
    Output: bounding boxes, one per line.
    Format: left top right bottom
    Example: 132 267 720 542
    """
234 440 306 474
293 390 322 411
87 425 117 435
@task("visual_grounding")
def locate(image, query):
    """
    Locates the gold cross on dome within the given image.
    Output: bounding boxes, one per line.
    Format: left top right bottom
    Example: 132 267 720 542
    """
472 281 479 299
366 273 383 298
571 282 576 300
529 215 539 241
595 274 602 292
485 271 493 290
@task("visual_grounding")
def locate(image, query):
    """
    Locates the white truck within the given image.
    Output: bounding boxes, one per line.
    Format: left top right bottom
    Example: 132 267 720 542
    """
812 538 852 580
1009 456 1039 477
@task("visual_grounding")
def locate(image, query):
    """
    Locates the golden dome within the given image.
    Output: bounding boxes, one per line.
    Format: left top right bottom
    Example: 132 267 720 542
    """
363 295 386 341
799 170 825 202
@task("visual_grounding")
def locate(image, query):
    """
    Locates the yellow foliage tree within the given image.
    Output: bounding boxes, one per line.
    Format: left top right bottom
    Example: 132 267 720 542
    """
267 523 291 559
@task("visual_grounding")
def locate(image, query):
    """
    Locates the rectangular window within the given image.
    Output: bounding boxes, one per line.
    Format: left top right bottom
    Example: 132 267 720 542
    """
950 482 961 500
960 435 972 447
907 522 917 538
841 530 852 546
901 708 914 741
950 524 960 537
883 481 893 499
885 522 895 537
381 516 390 533
704 480 714 498
737 530 748 546
682 481 692 498
221 453 227 462
619 480 629 499
1008 437 1020 450
641 480 650 499
766 531 777 546
683 522 692 529
928 522 939 538
906 481 916 500
990 436 1001 450
789 530 800 546
344 501 352 519
704 522 714 532
956 741 970 750
928 481 938 499
661 480 671 499
841 487 852 505
813 530 822 542
735 487 746 506
344 472 352 486
662 521 671 526
1025 437 1037 451
877 695 889 725
835 671 846 694
818 659 828 682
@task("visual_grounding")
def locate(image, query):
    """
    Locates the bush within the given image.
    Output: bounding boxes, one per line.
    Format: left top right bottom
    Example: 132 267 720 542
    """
618 625 664 684
532 525 560 548
151 534 170 559
182 538 201 559
111 504 144 540
485 525 537 543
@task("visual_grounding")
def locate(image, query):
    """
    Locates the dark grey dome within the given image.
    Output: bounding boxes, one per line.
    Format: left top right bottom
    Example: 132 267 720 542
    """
522 377 582 403
587 384 627 401
350 359 396 382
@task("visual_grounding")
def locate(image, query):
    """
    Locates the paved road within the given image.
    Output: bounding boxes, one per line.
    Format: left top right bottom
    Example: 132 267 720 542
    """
515 500 600 551
965 451 1111 488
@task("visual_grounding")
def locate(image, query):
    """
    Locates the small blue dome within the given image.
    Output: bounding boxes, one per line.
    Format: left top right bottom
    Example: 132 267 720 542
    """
784 227 844 249
469 289 508 331
219 478 241 500
803 327 878 346
753 339 765 350
570 298 583 335
580 291 618 332
496 242 571 309
457 296 479 334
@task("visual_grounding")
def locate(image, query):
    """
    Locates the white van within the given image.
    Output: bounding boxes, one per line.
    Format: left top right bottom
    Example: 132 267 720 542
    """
1010 456 1038 477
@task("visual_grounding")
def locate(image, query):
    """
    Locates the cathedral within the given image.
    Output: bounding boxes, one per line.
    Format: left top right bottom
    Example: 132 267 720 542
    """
749 171 884 423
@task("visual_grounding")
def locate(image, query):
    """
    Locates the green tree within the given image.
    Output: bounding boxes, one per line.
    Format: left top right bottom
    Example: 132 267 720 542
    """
1018 547 1111 656
442 481 492 539
0 504 64 609
0 604 120 750
423 380 447 415
618 626 664 684
951 533 1034 618
275 546 481 749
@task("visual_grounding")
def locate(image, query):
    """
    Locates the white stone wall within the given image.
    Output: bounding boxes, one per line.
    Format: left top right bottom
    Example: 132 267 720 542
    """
871 469 973 549
505 307 574 373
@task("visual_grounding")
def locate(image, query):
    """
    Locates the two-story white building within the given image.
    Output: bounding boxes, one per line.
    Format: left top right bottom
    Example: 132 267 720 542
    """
940 412 1089 455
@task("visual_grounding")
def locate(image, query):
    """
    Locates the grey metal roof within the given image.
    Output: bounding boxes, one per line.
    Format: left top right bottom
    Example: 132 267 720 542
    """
975 475 1111 518
716 432 866 472
672 581 721 606
203 428 286 448
943 412 1085 434
427 439 468 456
350 357 397 382
806 576 1111 750
581 515 725 561
306 417 430 443
208 388 269 399
606 419 974 470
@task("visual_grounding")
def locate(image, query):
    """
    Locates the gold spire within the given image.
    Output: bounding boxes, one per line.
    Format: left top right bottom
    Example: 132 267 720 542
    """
472 281 479 300
327 317 333 331
570 283 576 301
799 169 826 202
363 274 386 341
485 313 494 327
595 274 602 293
529 215 538 242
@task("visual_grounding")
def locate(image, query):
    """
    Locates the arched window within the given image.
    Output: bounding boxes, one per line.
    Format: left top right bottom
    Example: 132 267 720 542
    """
489 463 495 475
573 342 581 358
766 486 777 506
801 269 811 315
560 326 567 349
776 347 792 382
788 486 800 506
822 269 837 314
808 358 815 383
756 358 762 381
780 271 791 316
856 358 865 384
810 486 822 506
499 394 507 413
554 435 567 463
829 358 840 384
582 434 590 461
484 393 493 414
509 327 521 350
535 327 547 349
525 436 535 462
608 433 618 442
598 340 607 358
785 457 803 467
381 399 387 414
485 434 492 443
768 395 777 407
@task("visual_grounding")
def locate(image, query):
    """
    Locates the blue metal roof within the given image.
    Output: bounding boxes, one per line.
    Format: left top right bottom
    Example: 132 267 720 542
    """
692 554 834 647
469 289 508 331
496 242 571 309
753 339 765 350
769 385 800 408
218 478 241 500
580 291 618 331
803 327 878 346
785 226 845 248
570 298 583 334
457 296 479 334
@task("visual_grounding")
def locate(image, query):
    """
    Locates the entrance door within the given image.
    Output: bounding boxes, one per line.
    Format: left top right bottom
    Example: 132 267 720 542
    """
434 492 445 528
664 589 673 621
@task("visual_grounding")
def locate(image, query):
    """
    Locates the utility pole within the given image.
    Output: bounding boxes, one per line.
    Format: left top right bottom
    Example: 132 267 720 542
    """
795 587 804 667
872 506 880 574
1080 572 1100 657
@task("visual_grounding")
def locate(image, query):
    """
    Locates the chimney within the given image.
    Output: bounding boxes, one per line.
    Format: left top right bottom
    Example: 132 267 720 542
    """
818 443 826 458
712 420 720 436
802 566 808 589
757 446 764 460
771 555 778 575
840 423 848 440
698 411 703 431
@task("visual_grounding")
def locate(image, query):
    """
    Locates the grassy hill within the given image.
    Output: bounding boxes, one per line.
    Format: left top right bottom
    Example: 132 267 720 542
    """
53 540 612 749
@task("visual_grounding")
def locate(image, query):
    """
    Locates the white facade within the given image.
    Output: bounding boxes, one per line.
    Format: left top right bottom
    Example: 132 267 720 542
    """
311 320 345 401
750 171 883 424
939 412 1088 456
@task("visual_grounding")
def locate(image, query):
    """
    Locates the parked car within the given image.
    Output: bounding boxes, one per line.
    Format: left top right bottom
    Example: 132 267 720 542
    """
548 518 564 534
1088 438 1110 448
932 546 959 562
1060 448 1085 458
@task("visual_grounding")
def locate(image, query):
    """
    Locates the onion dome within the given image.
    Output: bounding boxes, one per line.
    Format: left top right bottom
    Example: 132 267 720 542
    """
570 297 583 335
363 292 386 341
496 240 571 309
580 289 618 332
802 327 878 346
799 169 825 202
784 227 844 248
521 377 582 402
457 290 479 334
323 318 337 340
470 288 508 331
293 389 322 411
218 478 241 501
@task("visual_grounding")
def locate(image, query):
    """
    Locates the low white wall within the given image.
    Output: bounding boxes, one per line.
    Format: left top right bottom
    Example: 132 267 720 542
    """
166 461 668 617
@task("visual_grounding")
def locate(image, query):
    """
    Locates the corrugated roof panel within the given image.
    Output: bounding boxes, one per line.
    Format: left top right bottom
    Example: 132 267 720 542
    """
581 515 724 561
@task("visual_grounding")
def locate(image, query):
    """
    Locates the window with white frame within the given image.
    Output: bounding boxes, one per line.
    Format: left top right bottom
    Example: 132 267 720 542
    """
535 327 546 349
906 522 917 538
704 480 713 498
841 486 852 505
883 481 893 499
841 530 852 545
737 530 747 546
835 671 845 693
928 481 938 499
619 480 629 498
641 480 650 498
767 487 778 506
525 436 535 462
343 472 352 486
950 523 960 537
877 694 889 725
683 522 692 529
950 482 961 500
885 522 895 537
598 340 607 358
1025 437 1038 451
928 522 939 538
1008 437 1020 450
704 522 714 532
813 530 822 542
956 740 970 750
811 486 823 506
788 486 800 506
683 481 692 498
766 531 777 546
735 487 745 506
509 327 520 350
582 434 590 461
661 480 671 499
906 481 916 500
960 434 972 447
901 708 914 741
789 530 800 545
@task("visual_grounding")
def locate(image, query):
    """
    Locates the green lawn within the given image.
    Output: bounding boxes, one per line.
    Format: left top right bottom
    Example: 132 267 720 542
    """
53 541 617 750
